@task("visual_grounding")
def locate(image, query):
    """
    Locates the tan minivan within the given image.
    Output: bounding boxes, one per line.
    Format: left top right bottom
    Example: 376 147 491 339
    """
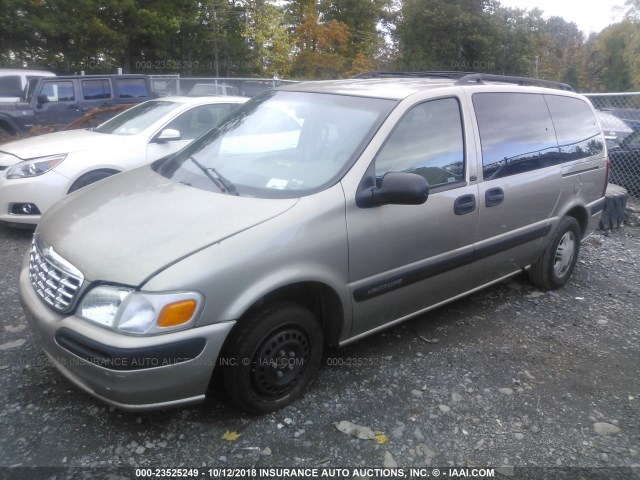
18 73 608 414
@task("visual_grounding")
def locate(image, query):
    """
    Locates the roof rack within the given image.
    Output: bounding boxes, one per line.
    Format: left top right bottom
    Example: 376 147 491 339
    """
352 71 476 80
352 71 575 92
455 73 574 91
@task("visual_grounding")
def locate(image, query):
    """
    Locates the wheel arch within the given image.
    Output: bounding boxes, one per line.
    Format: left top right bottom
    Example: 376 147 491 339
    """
563 205 589 238
67 167 121 194
230 281 345 348
0 115 21 136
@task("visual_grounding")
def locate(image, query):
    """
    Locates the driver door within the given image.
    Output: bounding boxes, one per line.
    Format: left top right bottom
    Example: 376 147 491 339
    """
345 97 479 337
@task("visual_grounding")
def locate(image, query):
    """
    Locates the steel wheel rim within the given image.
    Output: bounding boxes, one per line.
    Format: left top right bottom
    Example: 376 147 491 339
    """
251 327 310 397
554 231 576 278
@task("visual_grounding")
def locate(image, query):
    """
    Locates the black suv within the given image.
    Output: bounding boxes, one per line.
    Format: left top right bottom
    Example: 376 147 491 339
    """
0 74 154 136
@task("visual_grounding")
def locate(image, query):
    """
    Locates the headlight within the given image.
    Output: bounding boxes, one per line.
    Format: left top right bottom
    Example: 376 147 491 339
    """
78 285 202 335
6 153 67 179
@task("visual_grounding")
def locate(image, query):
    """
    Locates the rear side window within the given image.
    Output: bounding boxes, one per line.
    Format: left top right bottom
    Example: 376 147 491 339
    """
116 78 149 98
375 98 465 188
544 95 604 160
82 79 112 100
0 75 22 97
473 93 559 180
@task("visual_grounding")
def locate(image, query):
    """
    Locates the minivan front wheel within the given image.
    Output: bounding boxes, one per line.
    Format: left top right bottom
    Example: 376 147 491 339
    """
222 303 323 414
529 216 581 290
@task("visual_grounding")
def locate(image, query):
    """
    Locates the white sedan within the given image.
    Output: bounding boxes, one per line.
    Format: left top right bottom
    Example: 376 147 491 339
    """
0 95 246 226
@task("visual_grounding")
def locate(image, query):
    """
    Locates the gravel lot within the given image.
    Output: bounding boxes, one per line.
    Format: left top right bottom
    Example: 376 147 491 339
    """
0 220 638 480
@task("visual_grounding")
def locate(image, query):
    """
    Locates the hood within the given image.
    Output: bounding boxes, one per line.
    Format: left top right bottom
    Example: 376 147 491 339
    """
37 166 297 287
0 129 131 166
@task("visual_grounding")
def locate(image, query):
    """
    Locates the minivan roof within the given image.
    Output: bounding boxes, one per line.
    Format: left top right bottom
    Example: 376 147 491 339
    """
281 78 463 100
280 71 575 100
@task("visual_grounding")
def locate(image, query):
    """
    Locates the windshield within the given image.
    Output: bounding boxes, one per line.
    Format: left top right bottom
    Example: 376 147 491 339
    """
95 100 181 135
153 90 395 198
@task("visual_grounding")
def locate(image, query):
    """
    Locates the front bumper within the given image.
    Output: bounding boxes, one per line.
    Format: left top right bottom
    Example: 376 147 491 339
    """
0 170 70 225
19 252 235 411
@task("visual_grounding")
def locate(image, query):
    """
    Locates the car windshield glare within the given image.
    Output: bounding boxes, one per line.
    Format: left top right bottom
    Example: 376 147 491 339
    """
153 91 395 198
95 100 182 135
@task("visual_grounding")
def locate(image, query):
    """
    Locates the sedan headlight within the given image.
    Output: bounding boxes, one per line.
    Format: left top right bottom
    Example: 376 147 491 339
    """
6 153 67 179
78 285 202 335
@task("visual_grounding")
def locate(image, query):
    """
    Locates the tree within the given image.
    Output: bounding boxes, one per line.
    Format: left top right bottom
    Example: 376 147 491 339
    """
290 0 351 79
393 0 502 72
242 0 294 77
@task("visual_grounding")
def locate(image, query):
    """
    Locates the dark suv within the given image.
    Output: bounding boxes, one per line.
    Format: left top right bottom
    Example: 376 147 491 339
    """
0 74 154 136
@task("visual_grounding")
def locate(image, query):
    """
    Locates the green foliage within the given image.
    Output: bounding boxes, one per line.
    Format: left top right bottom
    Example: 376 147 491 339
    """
0 0 638 90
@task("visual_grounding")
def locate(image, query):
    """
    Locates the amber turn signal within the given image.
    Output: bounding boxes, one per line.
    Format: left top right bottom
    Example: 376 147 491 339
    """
157 299 197 328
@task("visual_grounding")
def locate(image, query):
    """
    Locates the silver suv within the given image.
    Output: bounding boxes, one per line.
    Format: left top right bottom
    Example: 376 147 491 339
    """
19 73 608 414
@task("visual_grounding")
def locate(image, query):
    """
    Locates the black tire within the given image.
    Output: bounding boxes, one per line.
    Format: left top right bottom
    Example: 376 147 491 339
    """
599 184 628 230
221 303 323 414
529 216 581 290
68 169 118 194
0 124 15 141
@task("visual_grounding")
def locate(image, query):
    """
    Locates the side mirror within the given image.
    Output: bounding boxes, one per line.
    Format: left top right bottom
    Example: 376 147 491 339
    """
358 172 429 208
36 94 49 105
156 128 181 143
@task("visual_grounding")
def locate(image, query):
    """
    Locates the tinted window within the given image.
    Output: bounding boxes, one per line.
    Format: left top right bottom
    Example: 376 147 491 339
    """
0 75 22 96
82 79 112 100
40 81 75 102
544 95 604 160
375 98 465 188
473 93 558 180
116 78 149 98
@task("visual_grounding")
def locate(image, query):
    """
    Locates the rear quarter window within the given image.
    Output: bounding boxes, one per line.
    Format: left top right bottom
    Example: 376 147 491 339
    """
116 78 149 99
473 92 559 180
544 95 604 160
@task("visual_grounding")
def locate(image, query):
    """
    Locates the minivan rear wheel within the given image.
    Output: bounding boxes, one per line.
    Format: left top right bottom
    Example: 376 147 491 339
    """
221 303 323 414
529 216 581 290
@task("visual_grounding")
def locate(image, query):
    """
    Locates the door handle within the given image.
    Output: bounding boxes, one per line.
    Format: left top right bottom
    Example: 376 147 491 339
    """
68 104 79 110
454 194 476 215
485 188 504 207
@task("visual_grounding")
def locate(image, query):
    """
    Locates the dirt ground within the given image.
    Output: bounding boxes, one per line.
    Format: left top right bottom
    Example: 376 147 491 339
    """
0 220 638 480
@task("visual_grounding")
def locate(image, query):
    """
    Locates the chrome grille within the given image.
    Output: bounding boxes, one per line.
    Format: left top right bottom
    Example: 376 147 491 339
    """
28 237 83 312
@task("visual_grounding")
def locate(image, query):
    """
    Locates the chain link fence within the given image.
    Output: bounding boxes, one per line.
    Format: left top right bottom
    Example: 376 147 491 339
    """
586 93 640 199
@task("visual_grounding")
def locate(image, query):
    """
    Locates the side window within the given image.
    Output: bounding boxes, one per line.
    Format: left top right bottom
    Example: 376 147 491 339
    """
163 104 234 141
0 75 22 97
473 93 558 180
82 79 112 100
116 78 149 99
544 95 604 160
40 81 75 102
375 98 465 188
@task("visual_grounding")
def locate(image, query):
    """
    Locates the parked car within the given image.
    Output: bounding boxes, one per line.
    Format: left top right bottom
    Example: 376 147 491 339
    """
0 69 55 103
0 74 156 136
188 83 240 96
596 110 633 148
0 96 246 225
19 74 607 414
600 107 640 131
608 130 640 194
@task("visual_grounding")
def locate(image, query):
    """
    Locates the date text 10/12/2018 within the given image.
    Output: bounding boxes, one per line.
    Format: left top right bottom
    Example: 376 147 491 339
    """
134 467 496 478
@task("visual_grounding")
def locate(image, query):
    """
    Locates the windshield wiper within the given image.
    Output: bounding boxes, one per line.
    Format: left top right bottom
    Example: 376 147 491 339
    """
189 157 239 195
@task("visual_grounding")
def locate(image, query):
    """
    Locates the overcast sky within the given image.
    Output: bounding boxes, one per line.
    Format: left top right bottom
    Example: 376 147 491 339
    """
497 0 626 35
